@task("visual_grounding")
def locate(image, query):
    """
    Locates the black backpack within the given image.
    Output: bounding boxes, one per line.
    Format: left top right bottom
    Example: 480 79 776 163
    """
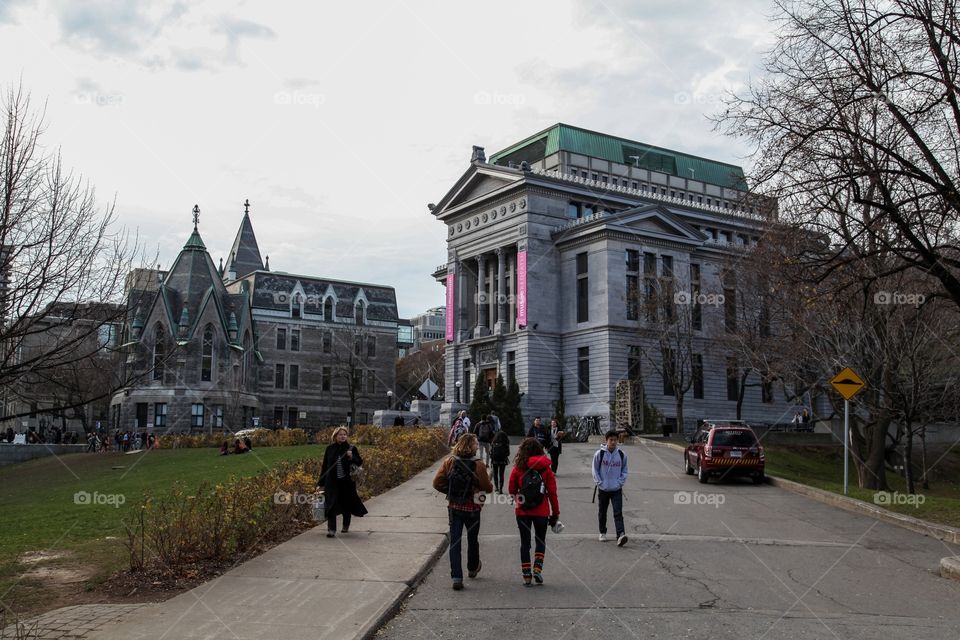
518 467 545 509
447 458 476 503
477 421 493 442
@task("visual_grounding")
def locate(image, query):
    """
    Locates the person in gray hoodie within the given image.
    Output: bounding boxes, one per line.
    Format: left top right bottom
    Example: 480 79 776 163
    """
591 430 628 546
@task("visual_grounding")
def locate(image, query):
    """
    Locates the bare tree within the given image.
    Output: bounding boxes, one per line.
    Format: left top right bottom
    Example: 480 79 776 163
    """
719 0 960 308
0 83 139 422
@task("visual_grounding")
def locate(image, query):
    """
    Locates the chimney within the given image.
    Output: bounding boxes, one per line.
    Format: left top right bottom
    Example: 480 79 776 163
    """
470 146 486 163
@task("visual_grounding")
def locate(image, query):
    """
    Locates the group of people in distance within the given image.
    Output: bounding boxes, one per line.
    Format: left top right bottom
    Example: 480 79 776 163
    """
435 416 629 590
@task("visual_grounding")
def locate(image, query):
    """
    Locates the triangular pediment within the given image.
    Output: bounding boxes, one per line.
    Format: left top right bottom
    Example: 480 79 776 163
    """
432 164 523 218
611 205 705 242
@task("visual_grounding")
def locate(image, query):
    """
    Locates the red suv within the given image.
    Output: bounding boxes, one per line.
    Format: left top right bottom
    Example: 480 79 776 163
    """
684 422 765 484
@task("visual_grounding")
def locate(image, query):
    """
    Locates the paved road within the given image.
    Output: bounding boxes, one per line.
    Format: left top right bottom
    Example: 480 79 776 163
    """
377 441 960 640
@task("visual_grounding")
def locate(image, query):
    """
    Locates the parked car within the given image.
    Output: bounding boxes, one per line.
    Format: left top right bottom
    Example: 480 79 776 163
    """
684 421 765 484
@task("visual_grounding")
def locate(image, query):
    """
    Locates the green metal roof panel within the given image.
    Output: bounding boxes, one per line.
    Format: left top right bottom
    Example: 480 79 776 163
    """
490 123 746 190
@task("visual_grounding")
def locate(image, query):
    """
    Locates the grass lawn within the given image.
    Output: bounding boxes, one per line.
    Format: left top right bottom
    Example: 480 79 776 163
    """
764 445 960 529
0 444 326 616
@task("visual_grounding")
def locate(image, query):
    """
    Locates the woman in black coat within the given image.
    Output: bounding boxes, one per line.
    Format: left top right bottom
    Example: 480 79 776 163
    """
319 427 368 537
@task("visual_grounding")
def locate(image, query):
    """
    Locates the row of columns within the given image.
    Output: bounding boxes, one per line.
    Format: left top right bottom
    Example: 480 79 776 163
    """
455 243 520 341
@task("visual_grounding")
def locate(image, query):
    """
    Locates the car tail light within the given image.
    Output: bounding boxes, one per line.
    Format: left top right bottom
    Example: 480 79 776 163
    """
748 447 758 456
759 446 765 460
703 445 713 457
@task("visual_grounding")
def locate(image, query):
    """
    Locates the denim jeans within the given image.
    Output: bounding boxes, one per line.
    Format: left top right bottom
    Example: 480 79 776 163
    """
448 507 481 581
598 488 624 536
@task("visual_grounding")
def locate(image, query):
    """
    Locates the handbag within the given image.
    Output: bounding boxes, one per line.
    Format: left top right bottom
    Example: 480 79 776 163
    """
349 462 365 484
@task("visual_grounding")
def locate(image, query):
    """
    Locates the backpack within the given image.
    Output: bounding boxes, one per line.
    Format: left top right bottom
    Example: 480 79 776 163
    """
518 467 545 509
490 436 509 462
446 458 476 503
448 420 466 446
477 421 493 442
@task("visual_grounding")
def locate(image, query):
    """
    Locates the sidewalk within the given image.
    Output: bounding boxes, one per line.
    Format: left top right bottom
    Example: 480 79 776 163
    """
87 459 449 640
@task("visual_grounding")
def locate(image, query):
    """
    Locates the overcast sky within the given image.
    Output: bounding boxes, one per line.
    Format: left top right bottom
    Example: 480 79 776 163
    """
0 0 776 318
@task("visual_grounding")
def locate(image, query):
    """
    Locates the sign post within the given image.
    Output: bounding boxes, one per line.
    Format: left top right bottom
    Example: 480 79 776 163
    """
830 367 866 495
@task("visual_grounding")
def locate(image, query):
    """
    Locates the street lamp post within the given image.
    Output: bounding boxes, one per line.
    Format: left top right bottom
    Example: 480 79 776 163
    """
386 390 393 411
455 380 462 404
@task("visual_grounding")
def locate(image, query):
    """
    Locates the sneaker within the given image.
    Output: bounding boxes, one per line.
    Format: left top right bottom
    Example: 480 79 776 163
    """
326 531 335 538
599 533 609 542
341 528 349 534
533 572 543 585
452 581 464 591
468 560 482 579
617 534 628 547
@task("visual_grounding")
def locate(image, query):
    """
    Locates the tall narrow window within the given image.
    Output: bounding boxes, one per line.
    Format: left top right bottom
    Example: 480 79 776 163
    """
212 405 224 428
290 329 300 352
626 250 640 321
323 331 332 353
661 256 674 321
723 277 737 334
355 301 365 325
322 366 331 391
692 354 704 399
367 335 376 358
201 325 214 382
726 358 739 401
276 327 286 350
354 333 362 356
152 324 165 381
576 252 589 323
507 351 516 385
191 403 204 429
154 403 167 427
627 346 641 381
289 365 299 390
292 295 302 318
367 370 376 393
323 297 334 321
577 347 590 394
690 263 702 331
275 364 285 389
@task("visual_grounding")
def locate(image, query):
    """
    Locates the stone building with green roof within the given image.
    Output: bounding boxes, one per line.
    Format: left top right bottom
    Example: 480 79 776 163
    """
432 124 794 434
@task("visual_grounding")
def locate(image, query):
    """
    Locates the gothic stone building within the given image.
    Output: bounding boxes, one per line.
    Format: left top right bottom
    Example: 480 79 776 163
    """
432 123 797 434
110 204 398 433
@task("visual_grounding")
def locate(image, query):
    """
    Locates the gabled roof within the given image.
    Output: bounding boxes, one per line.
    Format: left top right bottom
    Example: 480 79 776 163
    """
431 163 524 219
553 203 706 246
489 123 747 191
226 207 264 279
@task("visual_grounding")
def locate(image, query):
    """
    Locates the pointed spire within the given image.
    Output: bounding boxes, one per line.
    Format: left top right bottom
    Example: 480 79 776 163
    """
244 198 250 215
265 255 270 271
218 257 224 277
225 200 264 278
184 204 206 251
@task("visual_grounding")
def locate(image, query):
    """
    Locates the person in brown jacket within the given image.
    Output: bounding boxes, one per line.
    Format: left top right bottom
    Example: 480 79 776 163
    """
432 433 493 590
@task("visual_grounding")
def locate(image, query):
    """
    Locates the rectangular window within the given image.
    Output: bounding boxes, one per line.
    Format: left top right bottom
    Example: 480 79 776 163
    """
576 252 589 323
644 278 658 322
663 349 675 396
577 347 590 395
288 407 298 428
643 252 656 275
690 263 702 331
276 328 286 350
212 405 224 429
323 331 332 354
626 249 640 273
289 364 299 390
275 364 285 389
354 333 362 356
582 204 594 217
661 255 673 278
463 359 471 404
567 202 579 219
274 406 284 428
507 351 516 385
627 346 641 381
726 358 739 401
322 366 331 391
290 329 300 352
135 403 148 429
191 403 204 429
367 336 376 358
626 274 639 321
693 355 704 399
631 181 639 189
367 370 376 394
154 403 167 427
591 173 598 181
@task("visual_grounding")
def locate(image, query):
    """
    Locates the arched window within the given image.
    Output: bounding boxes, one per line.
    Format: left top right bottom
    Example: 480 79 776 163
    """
201 324 215 382
152 324 165 381
323 297 334 321
292 294 302 319
355 301 365 326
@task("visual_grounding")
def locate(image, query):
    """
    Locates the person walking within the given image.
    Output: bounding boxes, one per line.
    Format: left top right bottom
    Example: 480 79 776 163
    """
527 417 553 451
489 428 511 493
592 430 628 547
432 433 493 591
474 414 494 466
448 411 467 446
508 438 560 587
547 418 564 473
319 427 368 538
489 411 502 434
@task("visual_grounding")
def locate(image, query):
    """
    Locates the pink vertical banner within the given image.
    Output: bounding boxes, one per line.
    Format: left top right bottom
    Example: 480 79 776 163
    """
517 251 528 328
445 273 455 342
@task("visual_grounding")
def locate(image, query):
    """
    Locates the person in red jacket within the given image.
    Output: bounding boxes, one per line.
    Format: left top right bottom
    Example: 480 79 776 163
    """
508 438 560 586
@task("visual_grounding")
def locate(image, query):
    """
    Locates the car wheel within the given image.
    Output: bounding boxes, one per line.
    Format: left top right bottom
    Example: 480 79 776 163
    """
684 455 694 475
697 463 709 484
752 471 764 485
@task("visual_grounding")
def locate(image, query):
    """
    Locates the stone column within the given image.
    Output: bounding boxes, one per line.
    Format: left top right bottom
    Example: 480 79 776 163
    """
457 260 469 342
494 248 507 334
508 251 516 332
474 254 489 338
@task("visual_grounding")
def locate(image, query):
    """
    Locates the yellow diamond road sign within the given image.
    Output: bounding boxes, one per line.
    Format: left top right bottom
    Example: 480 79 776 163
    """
831 367 866 401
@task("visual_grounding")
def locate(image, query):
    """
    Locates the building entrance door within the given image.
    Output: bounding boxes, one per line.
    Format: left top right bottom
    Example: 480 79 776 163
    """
484 368 497 391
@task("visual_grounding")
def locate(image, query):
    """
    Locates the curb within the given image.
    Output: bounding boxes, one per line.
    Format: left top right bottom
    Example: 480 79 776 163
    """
940 556 960 581
638 436 960 547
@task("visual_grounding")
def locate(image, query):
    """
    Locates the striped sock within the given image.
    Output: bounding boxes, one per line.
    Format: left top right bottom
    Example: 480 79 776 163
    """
533 552 544 575
521 562 532 583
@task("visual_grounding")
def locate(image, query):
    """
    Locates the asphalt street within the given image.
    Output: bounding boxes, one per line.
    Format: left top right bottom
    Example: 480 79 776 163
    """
376 440 960 640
